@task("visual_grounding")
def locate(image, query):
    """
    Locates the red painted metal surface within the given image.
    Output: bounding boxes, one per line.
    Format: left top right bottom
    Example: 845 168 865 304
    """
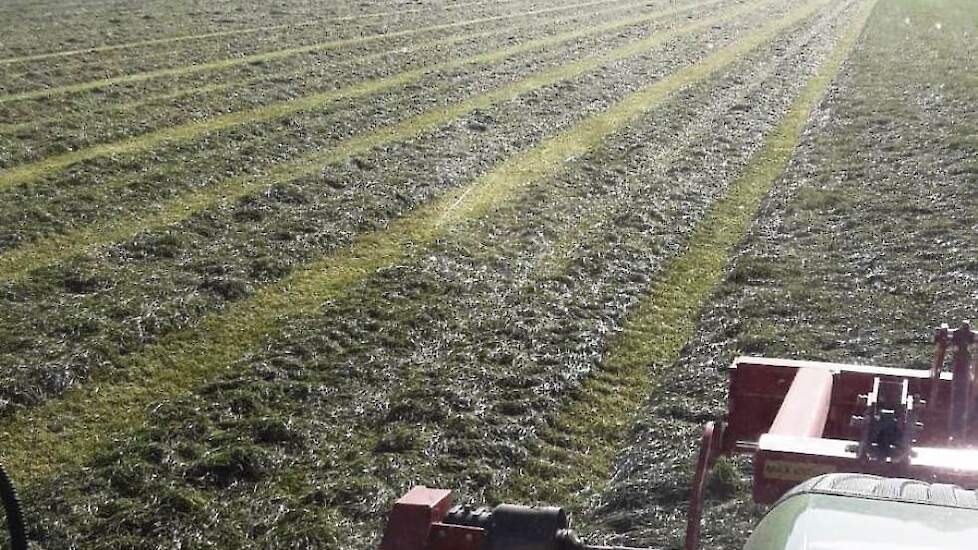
725 323 978 504
724 356 954 449
948 322 975 442
380 324 978 550
379 487 457 550
768 368 832 438
684 421 722 550
427 523 484 550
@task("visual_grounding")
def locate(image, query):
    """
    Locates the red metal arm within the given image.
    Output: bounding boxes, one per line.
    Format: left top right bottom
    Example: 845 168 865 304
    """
685 421 724 550
769 368 832 438
949 322 975 444
929 325 950 408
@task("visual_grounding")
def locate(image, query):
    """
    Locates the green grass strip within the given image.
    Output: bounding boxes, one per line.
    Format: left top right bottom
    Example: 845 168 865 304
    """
0 0 694 191
0 0 655 136
500 0 878 506
0 0 501 66
0 0 625 106
0 0 745 282
0 0 828 488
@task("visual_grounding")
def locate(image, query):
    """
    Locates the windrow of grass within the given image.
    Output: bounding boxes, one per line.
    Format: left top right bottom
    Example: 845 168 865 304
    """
0 0 758 281
0 0 508 66
532 0 857 279
539 0 854 278
0 0 470 52
579 4 978 545
0 0 596 91
534 28 807 278
0 0 829 488
0 0 712 185
499 0 878 507
0 0 631 106
12 5 854 546
0 0 659 141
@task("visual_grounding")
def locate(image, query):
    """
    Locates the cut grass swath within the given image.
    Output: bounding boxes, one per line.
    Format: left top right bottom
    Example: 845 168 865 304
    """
0 0 752 282
0 0 832 489
0 0 626 105
0 0 514 66
536 0 853 277
0 0 697 189
0 0 658 136
232 4 856 533
500 0 878 506
0 0 249 16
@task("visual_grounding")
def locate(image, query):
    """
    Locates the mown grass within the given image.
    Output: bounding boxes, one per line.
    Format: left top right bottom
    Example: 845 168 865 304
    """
0 0 624 106
715 0 978 367
0 0 760 282
0 0 635 98
0 0 657 137
37 5 856 546
0 0 826 491
580 4 978 545
539 0 854 280
0 0 718 188
0 0 775 438
17 6 842 546
0 0 501 66
0 0 439 60
499 0 877 506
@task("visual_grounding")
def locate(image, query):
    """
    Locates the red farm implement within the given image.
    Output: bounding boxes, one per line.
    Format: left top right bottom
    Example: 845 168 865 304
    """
380 322 978 550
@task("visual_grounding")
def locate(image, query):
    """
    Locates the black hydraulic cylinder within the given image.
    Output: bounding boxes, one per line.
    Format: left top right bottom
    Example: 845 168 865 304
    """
486 504 569 550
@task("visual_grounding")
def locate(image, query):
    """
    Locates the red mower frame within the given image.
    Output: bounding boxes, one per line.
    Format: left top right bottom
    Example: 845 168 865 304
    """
379 323 978 550
686 322 978 548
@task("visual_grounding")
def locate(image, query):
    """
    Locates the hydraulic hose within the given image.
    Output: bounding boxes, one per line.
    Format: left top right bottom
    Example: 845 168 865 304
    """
0 462 27 550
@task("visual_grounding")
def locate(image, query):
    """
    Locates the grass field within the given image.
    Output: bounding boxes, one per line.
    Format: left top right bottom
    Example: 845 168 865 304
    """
0 0 975 547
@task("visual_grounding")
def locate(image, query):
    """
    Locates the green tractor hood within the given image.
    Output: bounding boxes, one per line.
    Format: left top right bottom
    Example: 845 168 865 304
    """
744 473 978 550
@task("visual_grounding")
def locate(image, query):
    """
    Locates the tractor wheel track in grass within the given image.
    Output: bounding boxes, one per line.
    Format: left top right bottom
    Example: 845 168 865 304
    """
0 0 829 495
0 0 758 281
498 0 877 510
